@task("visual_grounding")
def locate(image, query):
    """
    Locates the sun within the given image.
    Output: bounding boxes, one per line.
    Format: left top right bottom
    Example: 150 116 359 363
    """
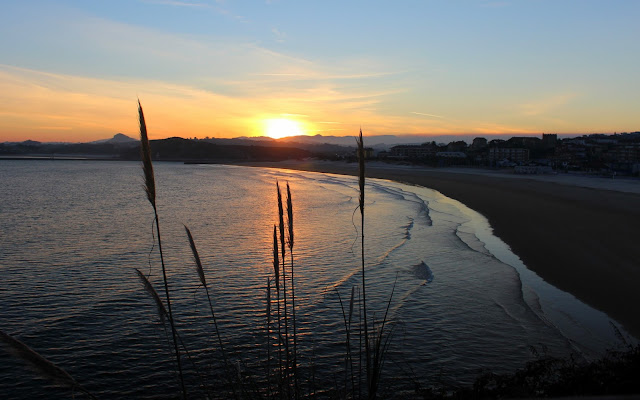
264 118 305 139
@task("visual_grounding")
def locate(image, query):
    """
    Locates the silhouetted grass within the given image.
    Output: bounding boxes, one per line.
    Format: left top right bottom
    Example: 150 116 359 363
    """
131 104 395 399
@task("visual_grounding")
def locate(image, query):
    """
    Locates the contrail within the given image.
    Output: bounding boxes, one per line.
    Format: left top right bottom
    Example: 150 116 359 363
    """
411 111 446 119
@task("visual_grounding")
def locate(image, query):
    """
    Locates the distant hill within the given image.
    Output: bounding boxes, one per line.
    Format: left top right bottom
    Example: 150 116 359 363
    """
202 137 354 156
119 137 312 161
90 133 138 145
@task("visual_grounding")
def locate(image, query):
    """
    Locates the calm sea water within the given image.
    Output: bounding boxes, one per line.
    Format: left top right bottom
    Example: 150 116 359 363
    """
0 160 630 399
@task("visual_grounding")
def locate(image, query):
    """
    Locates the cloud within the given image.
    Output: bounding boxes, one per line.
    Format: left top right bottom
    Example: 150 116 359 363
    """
0 63 409 141
141 0 212 8
411 111 447 119
0 7 465 140
272 27 286 42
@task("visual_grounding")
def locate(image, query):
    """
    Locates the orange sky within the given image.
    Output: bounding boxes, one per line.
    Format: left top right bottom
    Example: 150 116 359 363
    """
1 64 627 143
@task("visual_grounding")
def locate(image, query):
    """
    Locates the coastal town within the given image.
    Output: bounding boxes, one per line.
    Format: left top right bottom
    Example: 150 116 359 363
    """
376 132 640 176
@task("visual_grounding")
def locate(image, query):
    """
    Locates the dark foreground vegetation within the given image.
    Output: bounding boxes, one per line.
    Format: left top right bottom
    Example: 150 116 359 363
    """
416 343 640 399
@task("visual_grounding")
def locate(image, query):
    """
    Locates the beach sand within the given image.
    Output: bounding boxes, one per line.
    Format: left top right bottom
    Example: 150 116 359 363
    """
239 160 640 338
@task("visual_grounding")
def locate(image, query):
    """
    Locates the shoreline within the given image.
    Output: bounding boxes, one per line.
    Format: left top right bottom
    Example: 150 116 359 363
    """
235 159 640 339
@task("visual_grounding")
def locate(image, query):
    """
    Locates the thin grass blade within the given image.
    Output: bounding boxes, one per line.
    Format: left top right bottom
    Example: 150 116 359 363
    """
135 268 168 323
0 330 95 398
286 182 294 249
277 180 286 260
138 100 156 208
185 225 207 287
273 225 280 291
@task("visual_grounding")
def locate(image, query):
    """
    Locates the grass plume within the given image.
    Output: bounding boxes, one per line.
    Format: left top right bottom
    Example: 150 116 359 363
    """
273 224 283 381
277 181 291 392
356 128 372 396
138 100 186 398
135 268 168 324
0 330 96 399
286 182 299 398
185 226 228 362
138 100 156 208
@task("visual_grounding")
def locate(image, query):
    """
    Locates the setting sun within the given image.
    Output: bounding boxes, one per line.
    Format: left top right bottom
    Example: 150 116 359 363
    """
264 118 305 139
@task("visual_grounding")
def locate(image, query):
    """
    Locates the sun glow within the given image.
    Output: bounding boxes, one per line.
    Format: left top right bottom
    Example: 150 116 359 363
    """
264 118 305 139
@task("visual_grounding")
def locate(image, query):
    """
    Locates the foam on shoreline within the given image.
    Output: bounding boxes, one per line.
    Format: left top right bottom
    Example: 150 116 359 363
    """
399 181 638 355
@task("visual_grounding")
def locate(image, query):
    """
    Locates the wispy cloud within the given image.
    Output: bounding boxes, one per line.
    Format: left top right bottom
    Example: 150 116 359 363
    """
272 27 286 42
0 63 407 141
33 126 73 130
411 111 447 119
141 0 212 8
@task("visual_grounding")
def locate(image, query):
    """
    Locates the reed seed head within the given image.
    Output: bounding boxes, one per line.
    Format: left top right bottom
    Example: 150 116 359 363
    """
0 330 80 391
286 182 294 249
135 268 168 323
185 225 207 288
276 181 286 259
272 225 280 291
348 285 355 327
266 278 272 317
357 128 365 214
138 100 156 208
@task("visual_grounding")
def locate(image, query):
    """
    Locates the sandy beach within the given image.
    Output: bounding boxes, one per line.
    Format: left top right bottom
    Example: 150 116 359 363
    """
239 160 640 338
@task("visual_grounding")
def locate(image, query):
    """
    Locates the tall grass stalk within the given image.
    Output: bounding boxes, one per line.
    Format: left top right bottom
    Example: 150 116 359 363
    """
135 269 214 398
348 286 357 398
135 268 168 324
273 224 283 385
286 182 299 398
277 180 291 392
336 286 357 397
356 129 394 399
369 275 397 399
266 277 272 399
184 226 227 363
138 100 186 398
356 128 372 396
184 225 240 398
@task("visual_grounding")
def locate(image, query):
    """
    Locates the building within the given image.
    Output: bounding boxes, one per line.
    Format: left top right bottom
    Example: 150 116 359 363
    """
436 151 466 159
542 133 558 150
488 147 529 163
471 137 488 150
390 143 438 159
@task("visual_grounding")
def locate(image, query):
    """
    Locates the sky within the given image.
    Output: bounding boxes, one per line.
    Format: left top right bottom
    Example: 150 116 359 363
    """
1 1 639 142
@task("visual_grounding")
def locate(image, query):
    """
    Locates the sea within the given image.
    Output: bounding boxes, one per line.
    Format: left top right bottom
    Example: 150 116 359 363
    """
0 160 633 399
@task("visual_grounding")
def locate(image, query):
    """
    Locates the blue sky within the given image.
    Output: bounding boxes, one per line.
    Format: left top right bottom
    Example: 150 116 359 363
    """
1 0 638 141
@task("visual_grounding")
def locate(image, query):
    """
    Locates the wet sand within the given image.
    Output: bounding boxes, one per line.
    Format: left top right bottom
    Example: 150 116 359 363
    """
239 160 640 338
